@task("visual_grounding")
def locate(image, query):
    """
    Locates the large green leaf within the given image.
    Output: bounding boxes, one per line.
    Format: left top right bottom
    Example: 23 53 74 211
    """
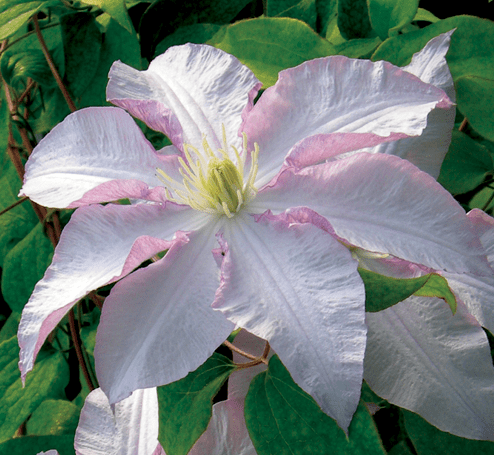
79 19 141 108
209 17 337 87
359 269 457 314
0 0 58 40
80 0 134 34
372 16 494 141
245 355 386 455
61 12 102 99
438 130 493 195
26 399 80 436
157 352 236 455
367 0 418 40
0 435 74 455
403 409 494 454
139 0 251 59
1 222 53 313
0 336 69 442
266 0 317 30
337 0 373 40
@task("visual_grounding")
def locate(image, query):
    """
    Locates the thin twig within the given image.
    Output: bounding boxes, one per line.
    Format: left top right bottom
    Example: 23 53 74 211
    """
224 339 258 361
224 338 270 368
33 14 76 113
68 309 95 391
459 117 468 132
0 196 29 216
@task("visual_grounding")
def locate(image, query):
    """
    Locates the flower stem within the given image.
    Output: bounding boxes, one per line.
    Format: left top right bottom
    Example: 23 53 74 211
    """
459 117 468 132
0 196 29 217
69 309 95 391
33 14 77 113
224 338 270 368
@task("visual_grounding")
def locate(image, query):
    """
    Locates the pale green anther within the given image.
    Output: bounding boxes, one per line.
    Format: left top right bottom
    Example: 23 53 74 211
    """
155 127 259 218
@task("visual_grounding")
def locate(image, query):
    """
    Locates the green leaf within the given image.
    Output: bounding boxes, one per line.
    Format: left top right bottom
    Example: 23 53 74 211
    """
367 0 418 40
372 16 494 141
315 0 337 36
267 0 317 30
154 23 224 58
0 435 74 455
403 409 494 454
0 0 58 40
0 336 69 442
335 36 381 58
456 76 494 141
209 17 337 88
359 269 457 314
157 352 236 455
80 0 134 33
26 399 80 436
413 7 440 23
79 19 141 108
61 12 102 99
470 186 494 213
337 0 373 40
245 355 386 455
139 0 251 59
0 313 20 345
1 222 54 313
438 130 493 195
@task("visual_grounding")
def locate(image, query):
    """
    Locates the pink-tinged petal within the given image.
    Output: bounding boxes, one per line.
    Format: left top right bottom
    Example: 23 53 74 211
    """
107 43 261 153
243 55 453 186
364 297 494 441
253 153 490 276
352 32 456 179
189 400 256 455
214 211 367 431
444 209 494 334
403 30 456 102
228 329 272 401
18 202 209 381
95 221 235 404
20 107 169 208
74 387 159 455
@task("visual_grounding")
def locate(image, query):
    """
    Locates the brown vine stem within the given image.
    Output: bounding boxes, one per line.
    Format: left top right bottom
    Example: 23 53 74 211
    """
0 196 29 216
68 310 95 390
459 117 468 132
33 14 76 113
224 339 270 368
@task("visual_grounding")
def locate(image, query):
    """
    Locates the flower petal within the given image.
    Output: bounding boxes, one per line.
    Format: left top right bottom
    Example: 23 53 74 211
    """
18 202 208 381
20 107 170 208
444 209 494 334
354 31 456 179
74 387 160 455
253 153 490 276
213 211 367 431
94 221 235 404
107 43 261 153
189 400 256 455
364 297 494 441
243 54 453 186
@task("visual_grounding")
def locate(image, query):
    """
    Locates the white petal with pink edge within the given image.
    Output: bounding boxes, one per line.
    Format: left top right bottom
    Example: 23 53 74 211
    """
252 153 490 276
243 54 452 186
94 220 234 404
107 43 261 152
364 297 494 441
20 107 170 208
213 211 366 431
74 387 160 455
18 202 209 381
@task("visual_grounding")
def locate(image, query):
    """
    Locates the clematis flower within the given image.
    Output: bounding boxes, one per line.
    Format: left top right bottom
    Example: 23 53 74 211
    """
17 36 491 433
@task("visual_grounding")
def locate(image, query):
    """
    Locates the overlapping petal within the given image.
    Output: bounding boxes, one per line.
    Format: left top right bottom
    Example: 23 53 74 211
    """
364 297 494 441
107 43 261 153
242 54 453 186
20 107 175 208
253 153 490 275
354 31 456 179
74 387 161 455
95 221 234 404
18 202 209 380
213 211 366 431
444 209 494 334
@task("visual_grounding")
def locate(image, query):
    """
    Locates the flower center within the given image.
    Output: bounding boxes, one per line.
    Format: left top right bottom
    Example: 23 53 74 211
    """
156 128 259 218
